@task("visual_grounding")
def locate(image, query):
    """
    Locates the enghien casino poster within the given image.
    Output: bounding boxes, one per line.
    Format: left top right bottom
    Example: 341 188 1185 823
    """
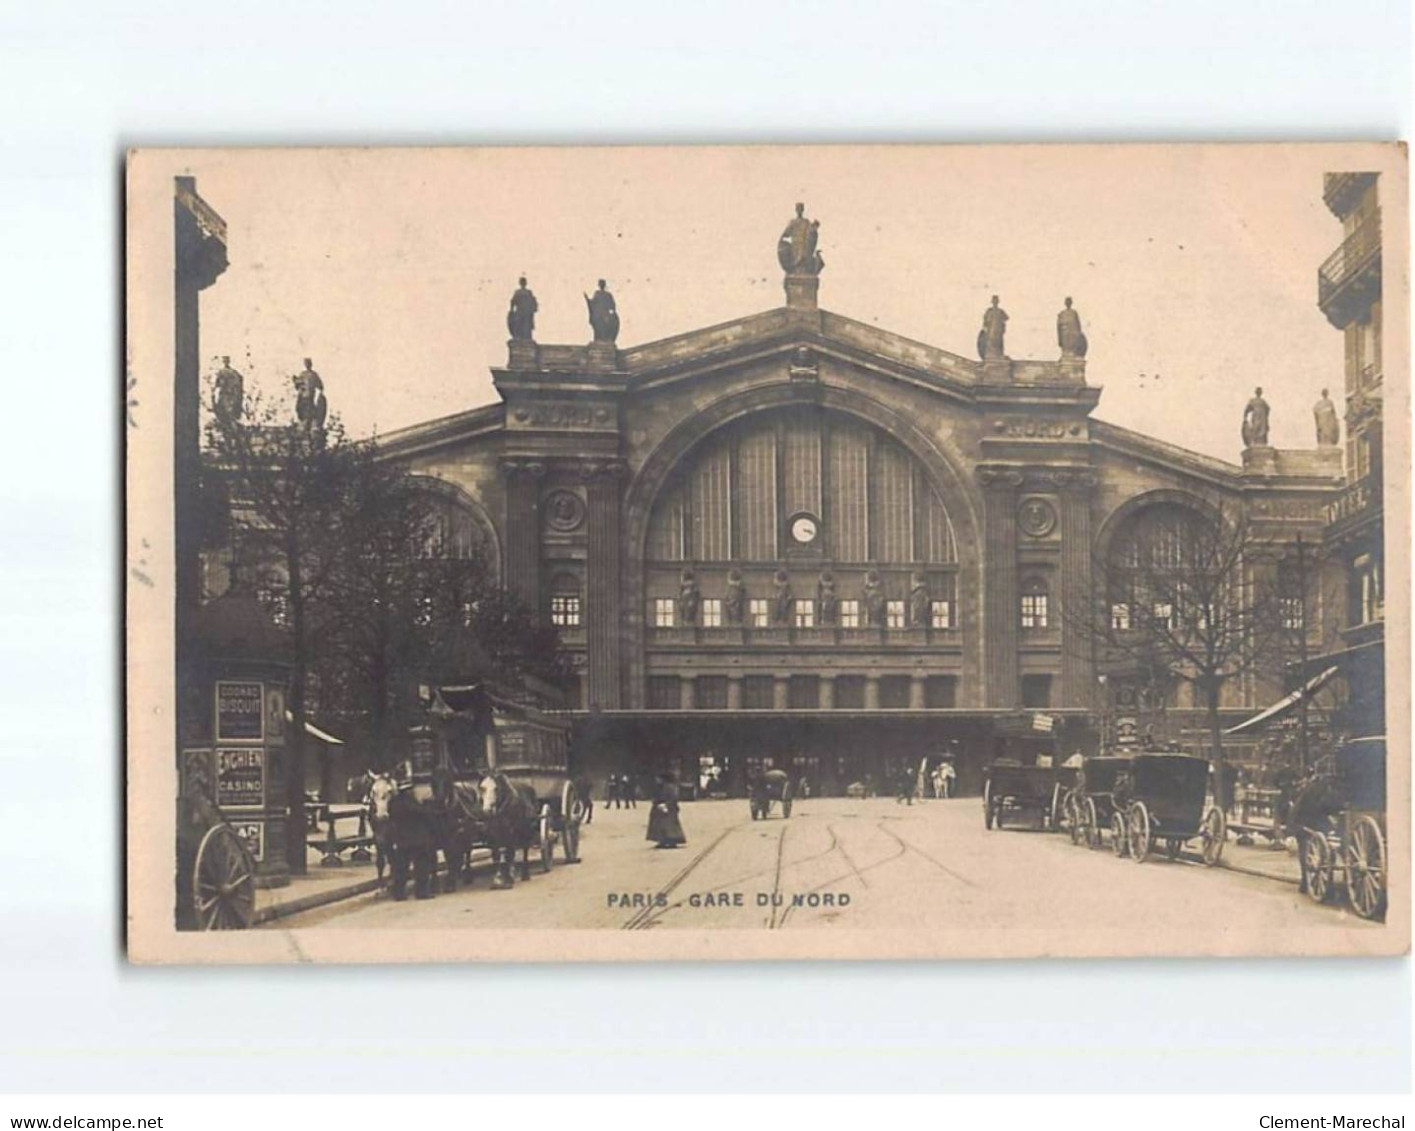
124 143 1409 963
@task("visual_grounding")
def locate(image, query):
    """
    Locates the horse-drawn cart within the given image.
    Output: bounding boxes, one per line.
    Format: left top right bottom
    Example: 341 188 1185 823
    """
1122 752 1226 866
749 768 794 820
1292 736 1387 920
983 760 1068 831
1071 754 1133 853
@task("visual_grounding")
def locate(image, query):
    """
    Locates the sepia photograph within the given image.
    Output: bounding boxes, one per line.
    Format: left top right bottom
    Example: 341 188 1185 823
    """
124 143 1408 963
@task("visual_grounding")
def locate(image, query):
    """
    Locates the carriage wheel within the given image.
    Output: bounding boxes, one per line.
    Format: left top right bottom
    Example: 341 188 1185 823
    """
782 798 793 819
560 782 582 863
192 824 256 930
1110 812 1128 858
983 780 994 830
1085 798 1101 850
1200 807 1226 867
539 805 554 874
1067 793 1082 845
1049 784 1063 832
1129 803 1152 863
1300 831 1333 904
1345 815 1387 921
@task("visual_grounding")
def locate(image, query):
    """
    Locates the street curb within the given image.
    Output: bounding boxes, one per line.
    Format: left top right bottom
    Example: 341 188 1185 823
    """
255 876 382 925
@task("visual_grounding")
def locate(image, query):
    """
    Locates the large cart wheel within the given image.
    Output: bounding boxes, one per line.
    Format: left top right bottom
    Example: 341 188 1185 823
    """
983 779 994 830
1200 807 1226 867
1110 812 1128 858
560 782 582 863
1300 830 1333 904
538 805 554 873
1345 815 1387 921
1129 803 1152 863
192 824 256 930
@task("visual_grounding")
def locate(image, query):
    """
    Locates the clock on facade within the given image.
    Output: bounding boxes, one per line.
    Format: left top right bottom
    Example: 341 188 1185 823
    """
790 513 819 545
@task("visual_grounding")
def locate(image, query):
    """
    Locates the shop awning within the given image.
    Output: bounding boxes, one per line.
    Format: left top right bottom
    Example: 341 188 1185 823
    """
284 710 344 745
1224 666 1338 736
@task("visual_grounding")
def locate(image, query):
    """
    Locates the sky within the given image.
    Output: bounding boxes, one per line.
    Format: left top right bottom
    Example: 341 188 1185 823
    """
167 144 1383 464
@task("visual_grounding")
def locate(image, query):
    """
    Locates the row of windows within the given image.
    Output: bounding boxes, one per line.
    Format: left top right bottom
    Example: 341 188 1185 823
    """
651 597 955 630
645 674 961 710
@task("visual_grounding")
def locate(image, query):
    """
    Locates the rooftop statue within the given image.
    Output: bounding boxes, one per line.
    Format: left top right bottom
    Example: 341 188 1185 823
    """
1057 297 1088 359
978 295 1008 361
778 203 824 276
585 279 620 344
294 358 328 432
1241 386 1270 449
507 276 538 341
1314 388 1340 447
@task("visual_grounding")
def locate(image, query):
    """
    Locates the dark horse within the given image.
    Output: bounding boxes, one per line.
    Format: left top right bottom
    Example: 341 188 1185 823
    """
429 773 484 893
478 772 539 889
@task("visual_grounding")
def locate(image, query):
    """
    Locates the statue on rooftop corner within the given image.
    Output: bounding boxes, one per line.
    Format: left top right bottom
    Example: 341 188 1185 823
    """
1241 386 1270 449
978 295 1008 361
214 356 244 423
507 276 538 341
778 202 824 275
1314 388 1340 447
585 279 619 344
1057 297 1088 359
294 358 327 433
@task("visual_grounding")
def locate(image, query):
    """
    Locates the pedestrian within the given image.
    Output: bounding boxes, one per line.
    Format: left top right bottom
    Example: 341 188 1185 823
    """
940 759 957 799
896 765 914 806
646 773 687 848
625 773 639 809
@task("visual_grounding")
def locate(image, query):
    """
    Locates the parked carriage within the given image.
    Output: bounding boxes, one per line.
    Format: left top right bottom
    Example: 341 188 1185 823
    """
1122 752 1226 865
983 760 1068 831
176 791 257 930
749 768 794 820
1070 754 1134 852
1293 736 1387 920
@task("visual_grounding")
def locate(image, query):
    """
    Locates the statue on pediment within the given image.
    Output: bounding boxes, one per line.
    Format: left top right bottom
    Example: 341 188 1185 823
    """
1314 388 1340 446
1241 386 1270 448
978 295 1008 360
585 279 619 344
507 276 538 341
1057 297 1088 359
214 356 244 423
778 203 824 276
294 358 327 433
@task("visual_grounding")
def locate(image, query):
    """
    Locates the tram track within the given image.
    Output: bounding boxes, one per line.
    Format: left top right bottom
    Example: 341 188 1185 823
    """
875 821 978 888
621 823 740 931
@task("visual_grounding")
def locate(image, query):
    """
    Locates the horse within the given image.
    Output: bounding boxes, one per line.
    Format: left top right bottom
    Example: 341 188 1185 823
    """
478 772 539 889
430 773 484 893
363 773 397 888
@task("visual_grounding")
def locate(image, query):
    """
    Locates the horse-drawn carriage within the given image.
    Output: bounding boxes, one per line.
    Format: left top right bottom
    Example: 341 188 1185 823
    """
983 760 1070 831
1120 752 1226 865
749 768 794 820
1291 735 1387 920
1069 754 1133 852
176 790 257 930
371 684 583 898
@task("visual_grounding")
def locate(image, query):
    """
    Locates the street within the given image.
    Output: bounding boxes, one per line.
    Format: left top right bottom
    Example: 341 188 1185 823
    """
268 796 1382 934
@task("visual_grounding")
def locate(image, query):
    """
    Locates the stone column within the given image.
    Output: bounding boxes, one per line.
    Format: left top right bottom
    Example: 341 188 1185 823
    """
499 458 546 613
819 676 835 710
910 675 927 710
582 459 627 710
978 467 1024 707
727 675 743 711
1058 475 1096 708
773 676 790 711
864 675 881 710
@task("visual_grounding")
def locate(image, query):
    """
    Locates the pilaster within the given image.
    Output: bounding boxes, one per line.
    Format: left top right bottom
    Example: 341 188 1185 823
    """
978 466 1024 707
582 459 628 710
499 458 547 612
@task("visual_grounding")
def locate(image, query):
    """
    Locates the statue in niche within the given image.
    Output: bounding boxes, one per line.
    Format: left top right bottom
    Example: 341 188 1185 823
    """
909 572 930 627
724 569 746 625
817 570 839 625
677 568 701 626
863 569 886 627
507 276 538 341
772 569 793 625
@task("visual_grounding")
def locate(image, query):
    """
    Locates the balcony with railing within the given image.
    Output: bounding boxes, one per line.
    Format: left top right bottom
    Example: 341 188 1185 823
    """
1319 210 1382 325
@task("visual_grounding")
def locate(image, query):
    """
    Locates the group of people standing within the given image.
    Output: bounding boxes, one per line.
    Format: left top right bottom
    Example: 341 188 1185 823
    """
894 759 958 805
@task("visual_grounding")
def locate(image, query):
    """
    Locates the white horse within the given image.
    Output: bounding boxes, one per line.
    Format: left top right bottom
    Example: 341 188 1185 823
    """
363 773 397 887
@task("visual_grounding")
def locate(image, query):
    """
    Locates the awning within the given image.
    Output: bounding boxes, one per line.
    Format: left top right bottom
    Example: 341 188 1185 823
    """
284 710 344 745
1224 666 1338 736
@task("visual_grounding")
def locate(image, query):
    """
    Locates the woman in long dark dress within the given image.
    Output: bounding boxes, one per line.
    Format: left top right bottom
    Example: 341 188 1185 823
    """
646 774 687 848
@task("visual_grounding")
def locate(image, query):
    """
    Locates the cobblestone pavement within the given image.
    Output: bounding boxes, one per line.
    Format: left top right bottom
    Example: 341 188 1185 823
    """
266 797 1381 934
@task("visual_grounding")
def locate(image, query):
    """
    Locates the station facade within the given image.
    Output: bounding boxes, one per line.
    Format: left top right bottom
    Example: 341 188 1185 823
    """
379 210 1346 796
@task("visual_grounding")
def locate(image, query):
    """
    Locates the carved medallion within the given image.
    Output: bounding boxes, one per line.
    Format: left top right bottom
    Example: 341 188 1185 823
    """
544 489 586 533
1018 497 1058 538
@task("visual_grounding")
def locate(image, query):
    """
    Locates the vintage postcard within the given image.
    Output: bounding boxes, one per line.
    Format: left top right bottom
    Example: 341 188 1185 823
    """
126 143 1409 962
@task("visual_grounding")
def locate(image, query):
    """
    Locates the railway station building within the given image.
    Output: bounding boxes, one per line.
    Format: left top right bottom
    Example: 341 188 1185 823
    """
375 206 1348 797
